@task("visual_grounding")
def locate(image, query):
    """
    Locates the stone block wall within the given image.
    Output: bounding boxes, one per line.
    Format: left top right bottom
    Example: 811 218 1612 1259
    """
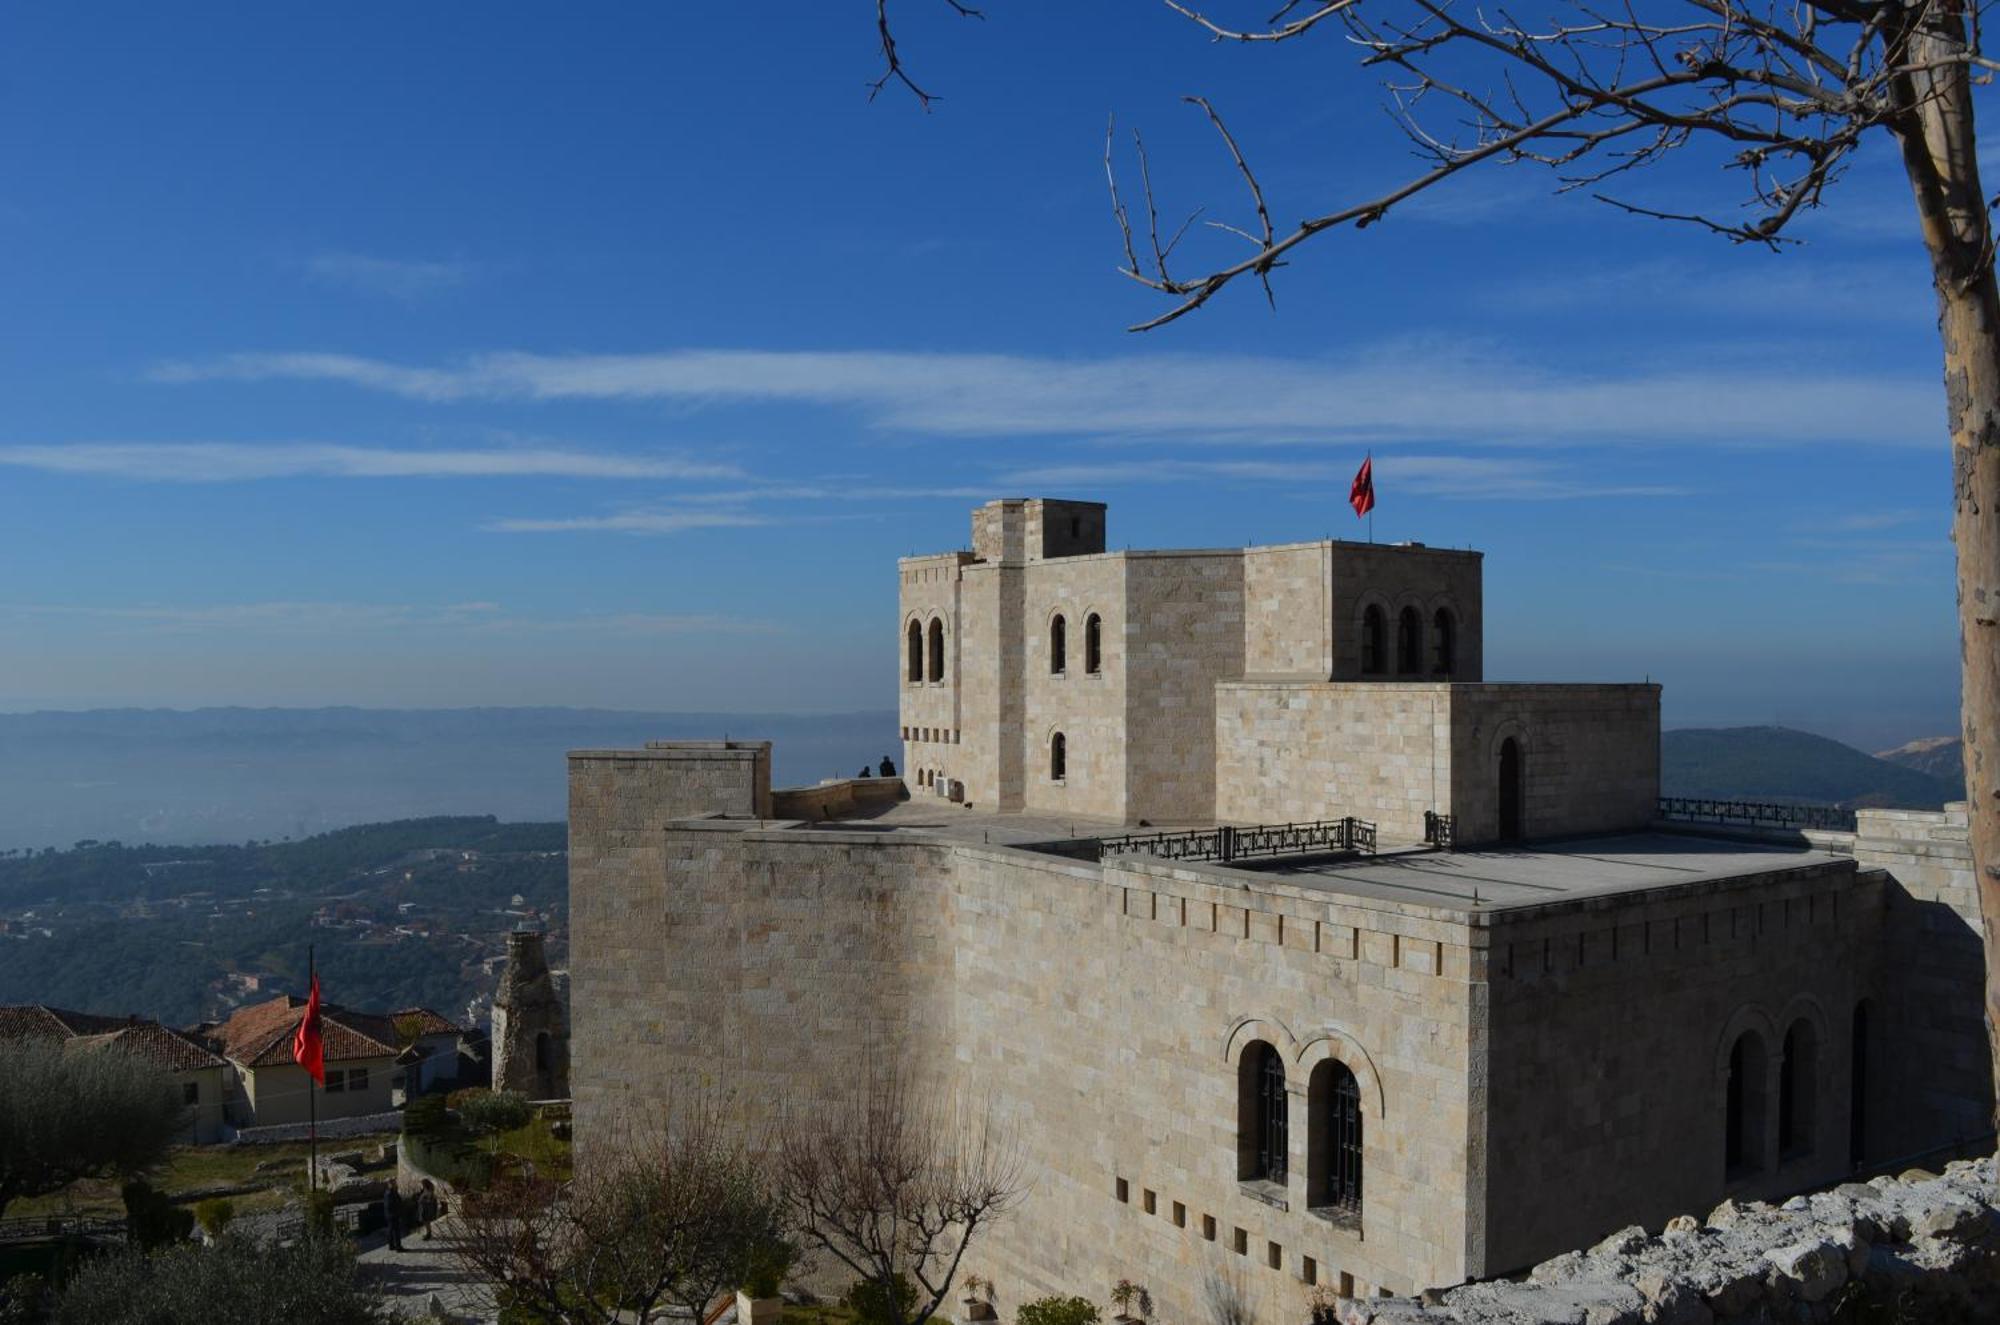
1018 554 1132 822
1215 683 1451 839
900 554 970 794
1122 552 1247 825
1327 544 1483 683
1446 685 1659 844
1479 858 1881 1275
1244 543 1334 680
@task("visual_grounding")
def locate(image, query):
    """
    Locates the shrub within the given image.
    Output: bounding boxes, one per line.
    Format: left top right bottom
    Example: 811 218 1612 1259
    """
56 1233 385 1324
458 1090 534 1144
402 1094 449 1137
843 1274 919 1325
0 1273 49 1325
193 1198 235 1239
0 1040 188 1222
121 1180 193 1250
1017 1297 1100 1325
742 1237 796 1299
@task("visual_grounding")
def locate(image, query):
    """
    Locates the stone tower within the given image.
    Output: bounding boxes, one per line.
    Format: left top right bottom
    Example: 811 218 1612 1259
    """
491 929 569 1099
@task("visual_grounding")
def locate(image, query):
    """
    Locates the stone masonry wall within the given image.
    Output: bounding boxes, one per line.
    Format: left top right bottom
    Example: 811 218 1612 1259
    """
1018 554 1131 822
1479 858 1881 1276
1447 685 1659 845
1327 545 1483 684
1244 544 1334 680
1214 683 1450 839
900 554 969 797
948 848 1483 1319
1122 553 1247 825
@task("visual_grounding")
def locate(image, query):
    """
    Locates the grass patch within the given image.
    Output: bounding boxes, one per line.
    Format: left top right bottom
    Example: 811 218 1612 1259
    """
495 1117 571 1182
5 1142 319 1219
779 1305 859 1325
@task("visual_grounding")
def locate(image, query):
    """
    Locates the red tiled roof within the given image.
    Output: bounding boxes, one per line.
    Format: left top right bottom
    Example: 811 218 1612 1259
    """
211 994 400 1068
0 1005 225 1072
390 1007 464 1038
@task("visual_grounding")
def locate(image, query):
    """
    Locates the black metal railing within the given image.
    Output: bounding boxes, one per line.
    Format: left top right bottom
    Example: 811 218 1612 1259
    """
1657 797 1857 833
1423 811 1454 850
1095 817 1377 865
0 1215 125 1244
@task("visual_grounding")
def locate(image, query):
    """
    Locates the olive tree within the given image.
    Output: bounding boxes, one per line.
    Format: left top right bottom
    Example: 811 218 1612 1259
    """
875 0 2000 1122
0 1038 187 1220
56 1233 386 1325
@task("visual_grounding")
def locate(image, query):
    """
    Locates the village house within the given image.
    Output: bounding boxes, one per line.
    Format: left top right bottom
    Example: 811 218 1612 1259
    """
200 993 462 1128
0 1004 229 1144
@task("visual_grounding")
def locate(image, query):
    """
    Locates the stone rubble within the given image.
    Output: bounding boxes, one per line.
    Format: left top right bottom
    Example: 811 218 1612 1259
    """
1337 1157 2000 1324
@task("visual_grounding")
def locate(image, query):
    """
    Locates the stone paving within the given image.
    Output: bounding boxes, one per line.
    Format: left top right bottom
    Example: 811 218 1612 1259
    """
353 1219 496 1323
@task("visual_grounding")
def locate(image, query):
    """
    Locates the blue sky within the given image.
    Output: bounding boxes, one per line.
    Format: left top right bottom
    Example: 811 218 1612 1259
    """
0 3 1966 749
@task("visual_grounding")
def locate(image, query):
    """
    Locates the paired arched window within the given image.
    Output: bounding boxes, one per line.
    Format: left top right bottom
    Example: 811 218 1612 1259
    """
1724 1030 1769 1177
1432 609 1456 676
1085 614 1103 674
926 618 945 682
1308 1060 1363 1215
1779 1019 1818 1159
1238 1041 1287 1184
1049 731 1067 781
1396 607 1422 674
906 619 923 683
1361 606 1386 675
1050 615 1067 674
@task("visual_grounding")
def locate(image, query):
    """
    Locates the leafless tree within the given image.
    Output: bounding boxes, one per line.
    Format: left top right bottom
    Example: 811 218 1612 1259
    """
0 1038 188 1221
452 1097 788 1325
775 1070 1023 1325
875 0 2000 1127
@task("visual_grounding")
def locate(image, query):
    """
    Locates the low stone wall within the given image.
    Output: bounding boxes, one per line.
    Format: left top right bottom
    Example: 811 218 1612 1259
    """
231 1110 402 1145
770 776 906 821
1337 1157 1999 1323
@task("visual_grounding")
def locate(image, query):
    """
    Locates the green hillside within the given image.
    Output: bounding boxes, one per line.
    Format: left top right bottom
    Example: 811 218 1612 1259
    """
1661 726 1958 809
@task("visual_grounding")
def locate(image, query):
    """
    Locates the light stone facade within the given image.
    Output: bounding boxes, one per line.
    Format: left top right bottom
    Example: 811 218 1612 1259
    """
568 497 1990 1320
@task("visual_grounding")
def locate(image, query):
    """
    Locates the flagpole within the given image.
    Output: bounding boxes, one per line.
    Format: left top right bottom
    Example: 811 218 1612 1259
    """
307 944 317 1193
1368 451 1375 544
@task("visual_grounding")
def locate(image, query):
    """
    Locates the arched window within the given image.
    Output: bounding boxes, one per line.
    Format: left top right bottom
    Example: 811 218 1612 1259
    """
1308 1060 1363 1216
1085 614 1103 674
1725 1031 1769 1178
1238 1041 1288 1184
1396 607 1422 674
1050 614 1067 674
926 617 945 682
1361 606 1386 675
1779 1019 1818 1159
1850 1001 1872 1167
906 619 923 683
1432 609 1456 676
1498 737 1523 842
1050 732 1067 781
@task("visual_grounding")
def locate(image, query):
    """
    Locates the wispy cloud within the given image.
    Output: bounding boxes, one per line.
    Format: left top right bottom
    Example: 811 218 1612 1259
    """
1816 508 1935 533
0 442 742 483
0 600 778 636
483 509 775 535
150 345 1935 449
304 251 476 299
996 455 1687 501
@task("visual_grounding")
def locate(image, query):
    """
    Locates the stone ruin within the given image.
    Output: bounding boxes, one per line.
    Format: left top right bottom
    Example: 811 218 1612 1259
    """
491 929 569 1100
1338 1155 2000 1324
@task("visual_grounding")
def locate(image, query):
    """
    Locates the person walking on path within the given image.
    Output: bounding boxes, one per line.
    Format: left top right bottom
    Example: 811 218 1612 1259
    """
382 1185 403 1253
417 1179 439 1242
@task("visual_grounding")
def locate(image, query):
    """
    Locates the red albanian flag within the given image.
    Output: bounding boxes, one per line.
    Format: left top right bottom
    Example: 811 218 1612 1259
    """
292 971 325 1085
1349 456 1376 519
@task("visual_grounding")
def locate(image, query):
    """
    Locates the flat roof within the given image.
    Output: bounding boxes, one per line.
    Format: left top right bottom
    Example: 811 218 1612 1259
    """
1253 832 1850 912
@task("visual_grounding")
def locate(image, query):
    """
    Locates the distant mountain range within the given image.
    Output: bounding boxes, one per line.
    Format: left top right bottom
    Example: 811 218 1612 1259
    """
1661 725 1961 809
0 707 894 852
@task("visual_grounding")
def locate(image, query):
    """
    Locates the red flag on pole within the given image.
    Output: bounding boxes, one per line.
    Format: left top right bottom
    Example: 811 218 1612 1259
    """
1349 456 1376 519
292 970 325 1085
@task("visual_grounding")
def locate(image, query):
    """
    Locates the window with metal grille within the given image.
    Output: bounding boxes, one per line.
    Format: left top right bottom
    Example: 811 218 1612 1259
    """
1050 732 1067 782
1085 614 1103 674
926 618 945 682
1050 615 1067 674
1310 1060 1363 1214
1396 607 1422 674
906 619 923 683
1255 1043 1287 1183
1361 606 1386 675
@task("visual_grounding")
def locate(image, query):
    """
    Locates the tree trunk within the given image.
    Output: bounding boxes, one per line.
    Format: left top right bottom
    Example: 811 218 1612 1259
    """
1897 10 2000 1131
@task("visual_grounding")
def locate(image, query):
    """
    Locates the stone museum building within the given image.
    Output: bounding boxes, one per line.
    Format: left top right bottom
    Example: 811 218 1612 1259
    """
568 498 1991 1317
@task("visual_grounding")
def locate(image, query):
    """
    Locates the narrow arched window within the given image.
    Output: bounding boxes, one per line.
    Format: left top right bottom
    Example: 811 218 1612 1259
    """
1085 614 1103 674
926 617 945 682
1050 614 1067 674
534 1031 552 1076
1725 1030 1768 1177
1361 606 1386 675
1238 1042 1288 1184
1432 609 1456 676
906 619 923 683
1049 732 1066 781
1779 1019 1817 1159
1396 607 1422 674
1308 1060 1363 1217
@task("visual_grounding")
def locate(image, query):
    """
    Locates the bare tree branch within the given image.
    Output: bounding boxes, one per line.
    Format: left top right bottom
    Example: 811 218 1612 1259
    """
871 0 985 108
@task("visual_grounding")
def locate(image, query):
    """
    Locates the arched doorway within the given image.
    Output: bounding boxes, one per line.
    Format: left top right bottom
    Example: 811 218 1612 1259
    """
1498 737 1523 842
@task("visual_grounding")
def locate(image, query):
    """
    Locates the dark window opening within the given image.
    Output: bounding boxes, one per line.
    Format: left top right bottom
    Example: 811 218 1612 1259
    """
1050 615 1067 674
1361 606 1386 675
1050 732 1066 781
926 618 945 683
183 1081 199 1106
906 620 922 683
1308 1059 1363 1217
535 1031 553 1076
1239 1041 1288 1184
1850 1001 1871 1168
1085 614 1103 674
1432 609 1456 676
1725 1031 1768 1178
1498 738 1523 842
1396 607 1422 674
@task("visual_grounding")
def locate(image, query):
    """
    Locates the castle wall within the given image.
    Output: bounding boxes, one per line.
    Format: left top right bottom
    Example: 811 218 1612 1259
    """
1446 685 1658 844
1214 683 1451 839
1327 546 1483 683
1243 544 1333 680
1121 553 1246 824
949 849 1481 1313
1850 804 1995 1158
1018 554 1131 822
956 563 1025 811
1478 858 1880 1275
900 555 969 795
